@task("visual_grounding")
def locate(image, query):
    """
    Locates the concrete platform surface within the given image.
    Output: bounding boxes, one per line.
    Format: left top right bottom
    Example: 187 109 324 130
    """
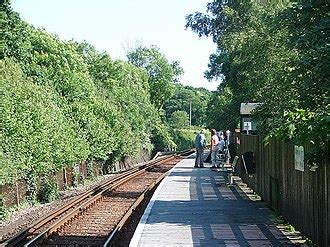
129 153 305 247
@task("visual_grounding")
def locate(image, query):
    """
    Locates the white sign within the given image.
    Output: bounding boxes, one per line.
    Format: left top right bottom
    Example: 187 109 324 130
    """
243 122 252 130
294 145 304 171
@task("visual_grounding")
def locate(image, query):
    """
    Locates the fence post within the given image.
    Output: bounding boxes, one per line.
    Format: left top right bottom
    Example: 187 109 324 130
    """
16 181 19 205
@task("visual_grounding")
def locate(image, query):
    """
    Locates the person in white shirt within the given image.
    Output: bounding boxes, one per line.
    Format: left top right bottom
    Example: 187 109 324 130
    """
210 129 219 168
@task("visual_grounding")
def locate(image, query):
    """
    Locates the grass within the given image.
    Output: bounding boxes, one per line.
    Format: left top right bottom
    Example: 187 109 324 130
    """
1 201 36 221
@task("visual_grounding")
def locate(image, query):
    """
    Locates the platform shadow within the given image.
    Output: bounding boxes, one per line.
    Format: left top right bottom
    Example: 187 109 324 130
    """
142 165 300 246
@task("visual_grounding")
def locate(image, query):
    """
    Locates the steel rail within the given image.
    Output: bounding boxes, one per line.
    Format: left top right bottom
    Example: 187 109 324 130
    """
178 149 195 156
3 154 174 247
21 155 177 246
102 167 170 246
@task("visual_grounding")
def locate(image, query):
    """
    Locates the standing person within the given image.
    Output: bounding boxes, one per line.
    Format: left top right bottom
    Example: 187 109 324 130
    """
194 130 206 168
224 129 231 164
210 129 219 168
217 135 225 168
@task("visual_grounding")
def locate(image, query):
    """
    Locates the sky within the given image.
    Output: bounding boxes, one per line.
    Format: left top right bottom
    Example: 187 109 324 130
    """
11 0 219 91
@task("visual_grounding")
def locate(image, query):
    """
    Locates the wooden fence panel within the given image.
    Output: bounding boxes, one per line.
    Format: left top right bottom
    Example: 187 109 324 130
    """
236 133 328 246
1 151 152 209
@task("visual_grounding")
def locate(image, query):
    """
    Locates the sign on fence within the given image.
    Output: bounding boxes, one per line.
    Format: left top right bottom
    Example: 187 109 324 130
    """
294 145 304 171
243 122 252 131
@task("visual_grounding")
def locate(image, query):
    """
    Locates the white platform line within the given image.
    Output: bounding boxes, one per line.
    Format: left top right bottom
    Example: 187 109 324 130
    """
129 158 185 246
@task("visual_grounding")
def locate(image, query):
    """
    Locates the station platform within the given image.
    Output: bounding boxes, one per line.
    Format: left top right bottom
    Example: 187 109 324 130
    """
129 153 305 246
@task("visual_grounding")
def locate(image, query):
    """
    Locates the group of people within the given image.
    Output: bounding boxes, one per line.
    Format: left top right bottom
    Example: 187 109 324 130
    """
194 128 228 168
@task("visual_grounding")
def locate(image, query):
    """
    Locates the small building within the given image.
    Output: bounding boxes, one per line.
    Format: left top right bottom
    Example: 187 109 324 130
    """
240 103 261 134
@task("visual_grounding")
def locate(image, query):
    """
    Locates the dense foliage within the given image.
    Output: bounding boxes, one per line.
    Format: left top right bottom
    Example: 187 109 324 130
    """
169 110 189 129
186 1 329 167
164 83 211 127
171 127 212 152
126 45 188 152
0 2 180 199
127 45 183 110
171 129 196 151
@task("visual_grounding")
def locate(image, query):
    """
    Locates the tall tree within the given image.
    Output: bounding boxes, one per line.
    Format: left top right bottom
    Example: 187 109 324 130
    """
127 45 183 109
1 2 179 194
186 1 329 166
164 83 211 126
169 110 189 129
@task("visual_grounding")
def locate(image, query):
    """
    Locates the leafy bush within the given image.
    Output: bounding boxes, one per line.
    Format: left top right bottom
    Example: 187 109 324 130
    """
1 3 180 198
38 177 59 203
186 2 328 166
0 59 88 186
169 110 189 129
172 128 197 151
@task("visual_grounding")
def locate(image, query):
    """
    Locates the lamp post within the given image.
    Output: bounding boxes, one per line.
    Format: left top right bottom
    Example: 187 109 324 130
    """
189 102 192 129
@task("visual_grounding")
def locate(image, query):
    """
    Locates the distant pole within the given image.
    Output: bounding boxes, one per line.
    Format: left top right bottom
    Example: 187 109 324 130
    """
189 102 192 129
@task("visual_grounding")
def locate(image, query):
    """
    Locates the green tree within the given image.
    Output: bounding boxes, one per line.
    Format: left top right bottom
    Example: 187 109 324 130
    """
169 110 189 129
164 83 211 126
0 2 179 202
0 59 89 189
127 45 183 109
186 1 329 166
206 86 239 130
73 42 156 157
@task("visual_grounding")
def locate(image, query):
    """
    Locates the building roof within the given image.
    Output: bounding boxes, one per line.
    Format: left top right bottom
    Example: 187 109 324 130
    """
240 103 261 115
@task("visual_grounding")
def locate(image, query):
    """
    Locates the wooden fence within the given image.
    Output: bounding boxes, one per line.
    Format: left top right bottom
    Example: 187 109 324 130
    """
1 150 151 208
234 133 329 246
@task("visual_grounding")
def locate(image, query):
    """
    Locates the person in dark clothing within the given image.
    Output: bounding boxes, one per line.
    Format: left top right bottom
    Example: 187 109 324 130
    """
194 130 206 168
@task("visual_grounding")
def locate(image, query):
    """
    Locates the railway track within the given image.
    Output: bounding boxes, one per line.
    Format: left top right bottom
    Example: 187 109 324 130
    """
3 150 193 246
